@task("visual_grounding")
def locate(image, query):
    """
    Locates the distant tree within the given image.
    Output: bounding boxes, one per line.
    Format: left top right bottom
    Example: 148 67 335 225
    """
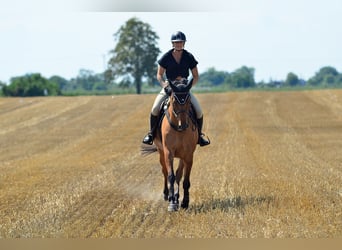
231 66 256 88
106 17 160 94
308 66 339 86
92 81 107 91
49 75 68 90
323 74 336 86
336 74 342 86
199 67 230 86
76 69 97 90
2 73 60 97
118 75 133 88
64 69 107 92
285 72 300 86
0 81 5 96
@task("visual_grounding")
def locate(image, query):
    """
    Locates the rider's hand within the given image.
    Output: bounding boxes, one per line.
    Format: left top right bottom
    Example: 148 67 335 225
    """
164 85 172 96
181 78 188 85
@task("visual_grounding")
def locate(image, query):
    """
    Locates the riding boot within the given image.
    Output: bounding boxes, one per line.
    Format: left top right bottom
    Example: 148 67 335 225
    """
142 114 158 145
197 117 210 146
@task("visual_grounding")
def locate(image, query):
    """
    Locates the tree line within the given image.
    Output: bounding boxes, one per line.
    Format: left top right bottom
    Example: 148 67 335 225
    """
1 64 341 97
199 66 342 89
1 17 341 97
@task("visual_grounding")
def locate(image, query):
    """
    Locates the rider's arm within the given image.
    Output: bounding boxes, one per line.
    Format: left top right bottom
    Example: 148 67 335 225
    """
191 66 199 86
157 65 168 88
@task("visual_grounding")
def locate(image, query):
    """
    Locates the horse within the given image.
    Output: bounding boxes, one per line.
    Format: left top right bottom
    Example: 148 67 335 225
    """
142 79 198 212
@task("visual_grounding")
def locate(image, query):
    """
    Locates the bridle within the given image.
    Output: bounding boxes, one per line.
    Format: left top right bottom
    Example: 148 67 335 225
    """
165 81 194 132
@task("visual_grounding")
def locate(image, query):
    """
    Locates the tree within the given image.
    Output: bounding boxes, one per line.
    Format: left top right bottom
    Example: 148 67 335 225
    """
76 69 97 91
308 66 339 86
231 66 256 88
63 69 107 92
107 17 160 94
199 67 231 86
336 74 342 86
0 81 5 96
285 72 300 86
49 75 68 91
2 73 60 97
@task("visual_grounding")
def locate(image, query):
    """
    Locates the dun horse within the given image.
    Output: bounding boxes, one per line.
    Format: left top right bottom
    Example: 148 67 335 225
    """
142 79 198 211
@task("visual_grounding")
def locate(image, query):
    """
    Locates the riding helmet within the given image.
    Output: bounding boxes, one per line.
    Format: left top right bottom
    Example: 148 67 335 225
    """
171 31 186 42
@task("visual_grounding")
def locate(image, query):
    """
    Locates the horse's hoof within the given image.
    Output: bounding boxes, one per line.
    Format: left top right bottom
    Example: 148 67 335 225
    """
168 203 179 212
163 190 169 201
181 201 189 209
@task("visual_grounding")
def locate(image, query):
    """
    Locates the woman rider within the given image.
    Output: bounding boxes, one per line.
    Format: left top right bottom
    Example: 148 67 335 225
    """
142 31 210 147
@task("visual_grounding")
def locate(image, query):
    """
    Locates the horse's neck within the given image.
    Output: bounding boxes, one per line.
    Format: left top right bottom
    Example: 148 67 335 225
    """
167 101 177 120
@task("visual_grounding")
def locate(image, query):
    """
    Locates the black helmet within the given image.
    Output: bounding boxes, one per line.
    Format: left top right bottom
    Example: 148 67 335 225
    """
171 31 186 42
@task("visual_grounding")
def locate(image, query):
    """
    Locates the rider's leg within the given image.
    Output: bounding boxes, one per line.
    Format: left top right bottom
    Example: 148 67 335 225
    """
142 114 158 145
190 93 210 146
142 89 168 145
196 116 210 146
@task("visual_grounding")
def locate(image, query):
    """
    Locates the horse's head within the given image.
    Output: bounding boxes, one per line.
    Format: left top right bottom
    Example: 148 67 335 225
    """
167 78 193 131
169 78 193 105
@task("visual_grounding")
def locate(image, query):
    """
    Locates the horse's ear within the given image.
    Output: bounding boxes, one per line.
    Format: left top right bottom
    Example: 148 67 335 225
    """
186 78 193 91
169 80 178 92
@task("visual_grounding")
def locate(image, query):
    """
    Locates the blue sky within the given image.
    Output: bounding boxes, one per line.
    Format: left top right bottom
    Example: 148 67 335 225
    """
1 0 341 83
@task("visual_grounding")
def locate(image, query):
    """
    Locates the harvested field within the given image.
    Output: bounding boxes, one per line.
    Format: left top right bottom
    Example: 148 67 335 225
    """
0 90 341 238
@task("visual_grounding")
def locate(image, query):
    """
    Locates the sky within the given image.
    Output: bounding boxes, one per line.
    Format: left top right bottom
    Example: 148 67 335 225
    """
1 0 341 83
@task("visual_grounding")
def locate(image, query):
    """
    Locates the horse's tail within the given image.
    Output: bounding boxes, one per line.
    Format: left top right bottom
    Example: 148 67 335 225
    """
141 144 158 156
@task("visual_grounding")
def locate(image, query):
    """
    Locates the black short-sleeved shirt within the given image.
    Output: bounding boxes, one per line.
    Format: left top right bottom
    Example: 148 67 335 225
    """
158 49 198 81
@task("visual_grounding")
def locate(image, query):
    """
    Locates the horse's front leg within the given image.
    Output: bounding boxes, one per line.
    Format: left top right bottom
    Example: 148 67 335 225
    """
175 160 185 205
168 171 178 212
163 172 169 201
159 152 168 201
181 158 193 209
165 151 178 212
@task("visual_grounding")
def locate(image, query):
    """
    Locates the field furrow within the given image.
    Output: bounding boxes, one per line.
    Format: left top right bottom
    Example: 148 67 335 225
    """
0 90 341 238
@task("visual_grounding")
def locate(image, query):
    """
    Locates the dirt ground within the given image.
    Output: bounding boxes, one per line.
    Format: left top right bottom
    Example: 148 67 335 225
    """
0 90 341 238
